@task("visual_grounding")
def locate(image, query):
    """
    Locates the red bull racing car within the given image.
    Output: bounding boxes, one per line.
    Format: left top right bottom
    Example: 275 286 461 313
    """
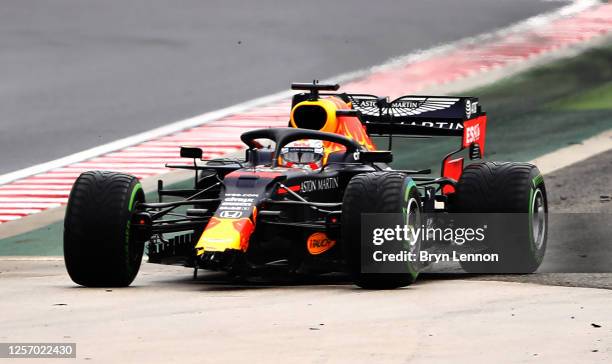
63 82 548 289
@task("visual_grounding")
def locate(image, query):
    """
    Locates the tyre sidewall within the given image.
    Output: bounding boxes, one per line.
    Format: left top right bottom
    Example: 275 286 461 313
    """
64 171 145 287
341 172 421 289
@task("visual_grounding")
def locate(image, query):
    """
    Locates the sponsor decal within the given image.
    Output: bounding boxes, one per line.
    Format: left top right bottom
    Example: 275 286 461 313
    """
301 180 316 192
307 232 336 255
403 121 463 130
219 206 251 211
355 99 386 108
351 96 459 117
465 100 478 119
218 193 257 212
393 100 422 108
300 177 339 193
220 210 243 218
464 123 480 145
461 115 487 153
225 193 258 197
220 202 252 206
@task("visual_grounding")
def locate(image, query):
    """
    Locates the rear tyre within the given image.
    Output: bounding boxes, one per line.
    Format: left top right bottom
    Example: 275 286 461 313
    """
453 162 547 273
64 171 145 287
342 172 421 289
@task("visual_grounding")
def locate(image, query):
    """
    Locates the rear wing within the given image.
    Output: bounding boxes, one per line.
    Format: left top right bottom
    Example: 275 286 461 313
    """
346 94 487 194
346 94 481 134
345 94 487 156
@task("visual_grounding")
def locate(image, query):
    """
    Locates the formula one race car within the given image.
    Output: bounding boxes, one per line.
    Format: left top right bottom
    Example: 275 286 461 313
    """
63 81 548 289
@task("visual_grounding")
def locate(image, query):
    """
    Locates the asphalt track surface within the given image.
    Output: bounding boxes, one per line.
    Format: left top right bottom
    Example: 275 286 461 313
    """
1 259 611 363
0 0 564 174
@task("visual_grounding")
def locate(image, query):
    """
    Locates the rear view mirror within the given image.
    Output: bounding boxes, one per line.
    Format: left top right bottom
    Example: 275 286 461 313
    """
180 146 203 159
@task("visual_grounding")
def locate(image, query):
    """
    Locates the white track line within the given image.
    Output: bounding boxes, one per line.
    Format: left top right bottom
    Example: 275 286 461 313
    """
0 185 73 190
0 216 21 221
0 203 62 209
0 209 44 215
529 129 612 175
0 191 70 197
0 256 64 261
0 197 67 203
10 179 76 185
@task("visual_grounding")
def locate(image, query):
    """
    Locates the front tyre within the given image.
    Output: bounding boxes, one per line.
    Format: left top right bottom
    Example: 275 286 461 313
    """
64 171 145 287
342 172 422 289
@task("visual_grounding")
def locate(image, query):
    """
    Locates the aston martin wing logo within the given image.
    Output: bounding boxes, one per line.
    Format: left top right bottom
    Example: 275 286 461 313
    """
350 96 460 117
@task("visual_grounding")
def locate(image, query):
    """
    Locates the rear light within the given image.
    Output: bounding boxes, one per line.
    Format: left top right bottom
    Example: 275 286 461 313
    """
131 212 152 242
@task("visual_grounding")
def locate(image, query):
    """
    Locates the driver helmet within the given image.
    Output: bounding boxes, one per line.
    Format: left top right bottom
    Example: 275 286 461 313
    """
279 139 324 170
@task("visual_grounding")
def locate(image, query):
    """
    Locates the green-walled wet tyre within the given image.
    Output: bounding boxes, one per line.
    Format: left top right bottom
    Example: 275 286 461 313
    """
342 172 422 289
64 171 145 287
453 162 547 273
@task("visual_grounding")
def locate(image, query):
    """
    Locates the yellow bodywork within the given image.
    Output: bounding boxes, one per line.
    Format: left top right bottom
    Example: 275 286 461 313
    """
290 99 339 133
195 217 254 255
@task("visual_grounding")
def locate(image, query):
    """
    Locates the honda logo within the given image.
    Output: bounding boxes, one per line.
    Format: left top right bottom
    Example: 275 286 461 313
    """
220 210 243 218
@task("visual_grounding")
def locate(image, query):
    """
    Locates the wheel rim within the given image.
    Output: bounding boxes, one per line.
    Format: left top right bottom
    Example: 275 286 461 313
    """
405 197 421 255
531 188 546 250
